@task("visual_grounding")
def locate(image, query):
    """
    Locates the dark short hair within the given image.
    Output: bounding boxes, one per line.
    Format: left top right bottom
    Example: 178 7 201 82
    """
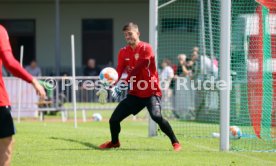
122 22 139 31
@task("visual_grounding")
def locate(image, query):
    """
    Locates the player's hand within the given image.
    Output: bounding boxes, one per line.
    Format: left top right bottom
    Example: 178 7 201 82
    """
111 85 122 99
32 79 46 99
111 81 128 99
96 88 108 104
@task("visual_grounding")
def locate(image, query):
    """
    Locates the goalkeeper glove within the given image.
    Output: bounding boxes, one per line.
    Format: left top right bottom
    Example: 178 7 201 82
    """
111 82 128 99
96 88 108 104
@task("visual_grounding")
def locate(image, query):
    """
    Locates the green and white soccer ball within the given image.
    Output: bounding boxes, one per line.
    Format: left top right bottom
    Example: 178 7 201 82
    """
99 67 118 87
92 113 102 122
230 126 242 139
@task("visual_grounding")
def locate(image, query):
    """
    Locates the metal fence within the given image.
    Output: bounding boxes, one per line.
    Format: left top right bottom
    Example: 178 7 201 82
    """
5 76 127 121
5 75 219 122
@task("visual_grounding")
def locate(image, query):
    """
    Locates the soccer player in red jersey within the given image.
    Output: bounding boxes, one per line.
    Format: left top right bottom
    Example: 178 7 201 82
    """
0 25 46 166
99 22 181 151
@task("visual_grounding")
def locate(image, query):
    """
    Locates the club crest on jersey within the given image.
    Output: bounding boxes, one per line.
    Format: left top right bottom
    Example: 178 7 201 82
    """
135 53 139 60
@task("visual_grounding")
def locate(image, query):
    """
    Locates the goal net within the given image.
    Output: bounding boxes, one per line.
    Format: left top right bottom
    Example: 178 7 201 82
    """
156 0 276 151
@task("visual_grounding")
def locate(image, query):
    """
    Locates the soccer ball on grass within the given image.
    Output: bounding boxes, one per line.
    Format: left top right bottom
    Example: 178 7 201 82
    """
230 126 242 139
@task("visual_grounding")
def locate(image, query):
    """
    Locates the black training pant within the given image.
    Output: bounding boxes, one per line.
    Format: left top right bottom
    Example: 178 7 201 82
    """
109 94 178 144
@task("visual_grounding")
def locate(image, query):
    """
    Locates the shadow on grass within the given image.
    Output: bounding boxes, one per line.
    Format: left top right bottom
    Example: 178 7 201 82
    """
49 137 99 150
49 137 170 152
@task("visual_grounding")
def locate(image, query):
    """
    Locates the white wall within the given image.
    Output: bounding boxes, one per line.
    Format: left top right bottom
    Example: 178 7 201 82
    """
60 2 149 67
0 1 149 68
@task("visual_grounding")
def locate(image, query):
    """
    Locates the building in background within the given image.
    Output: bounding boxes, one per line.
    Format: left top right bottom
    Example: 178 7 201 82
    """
0 0 149 75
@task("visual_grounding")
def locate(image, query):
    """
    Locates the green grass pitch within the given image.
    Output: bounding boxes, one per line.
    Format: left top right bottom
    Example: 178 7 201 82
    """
12 110 276 166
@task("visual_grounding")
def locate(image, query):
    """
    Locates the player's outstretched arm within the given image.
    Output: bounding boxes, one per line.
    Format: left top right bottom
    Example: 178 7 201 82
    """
1 50 46 99
0 25 32 83
108 49 127 99
0 25 46 99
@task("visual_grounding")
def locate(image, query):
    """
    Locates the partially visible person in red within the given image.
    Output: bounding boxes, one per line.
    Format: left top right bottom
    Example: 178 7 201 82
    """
0 25 46 166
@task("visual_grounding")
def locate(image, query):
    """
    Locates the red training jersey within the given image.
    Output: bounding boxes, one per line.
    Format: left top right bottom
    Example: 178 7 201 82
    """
116 41 162 98
0 25 33 106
